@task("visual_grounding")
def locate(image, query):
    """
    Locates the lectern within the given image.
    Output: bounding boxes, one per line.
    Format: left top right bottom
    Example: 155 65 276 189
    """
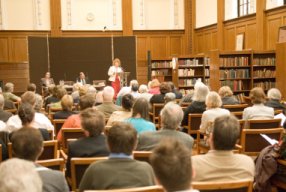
118 72 130 87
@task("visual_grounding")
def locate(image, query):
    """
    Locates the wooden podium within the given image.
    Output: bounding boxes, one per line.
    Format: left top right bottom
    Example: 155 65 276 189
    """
118 72 130 87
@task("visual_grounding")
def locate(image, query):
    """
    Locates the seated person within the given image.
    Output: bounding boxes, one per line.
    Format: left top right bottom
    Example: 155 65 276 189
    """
130 83 141 99
79 122 155 191
126 98 155 134
265 88 286 113
164 92 176 104
44 85 59 109
168 81 182 99
150 82 172 104
137 102 194 151
53 95 77 119
3 82 21 102
49 86 67 109
11 127 69 192
243 87 274 120
138 84 153 102
218 86 239 105
41 72 55 88
192 115 255 182
76 72 89 85
107 94 134 126
66 108 109 177
95 86 121 118
0 94 12 122
200 91 230 134
150 139 198 192
148 79 160 95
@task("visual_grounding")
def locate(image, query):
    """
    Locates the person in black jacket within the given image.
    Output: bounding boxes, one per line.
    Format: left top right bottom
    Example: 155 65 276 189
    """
168 82 183 99
53 95 77 119
182 82 209 126
150 82 172 104
265 88 286 114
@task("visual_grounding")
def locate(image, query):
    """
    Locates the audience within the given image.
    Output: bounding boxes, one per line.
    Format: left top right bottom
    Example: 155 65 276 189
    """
182 82 209 126
126 97 156 134
192 115 255 182
130 82 141 98
53 95 77 119
95 90 103 106
0 94 12 122
107 94 134 126
3 82 21 102
200 91 230 134
164 92 176 104
66 108 109 177
117 79 139 98
150 82 172 104
95 86 121 118
137 102 194 151
0 158 43 192
79 122 155 191
243 87 274 120
168 81 183 99
265 88 286 113
148 79 160 95
11 127 69 192
50 86 67 109
44 85 59 109
138 84 153 102
218 86 239 105
150 139 198 192
34 94 44 113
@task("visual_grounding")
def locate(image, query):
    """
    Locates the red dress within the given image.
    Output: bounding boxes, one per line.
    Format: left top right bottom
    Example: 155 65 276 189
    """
112 74 120 99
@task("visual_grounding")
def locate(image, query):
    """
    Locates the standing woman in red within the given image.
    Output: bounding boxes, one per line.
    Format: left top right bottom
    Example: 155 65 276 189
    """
108 58 123 99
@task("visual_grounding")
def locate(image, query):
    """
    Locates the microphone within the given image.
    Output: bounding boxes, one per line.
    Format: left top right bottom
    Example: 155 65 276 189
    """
103 26 107 32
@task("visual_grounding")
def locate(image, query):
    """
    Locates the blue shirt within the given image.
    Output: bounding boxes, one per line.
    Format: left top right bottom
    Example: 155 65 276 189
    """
125 118 156 134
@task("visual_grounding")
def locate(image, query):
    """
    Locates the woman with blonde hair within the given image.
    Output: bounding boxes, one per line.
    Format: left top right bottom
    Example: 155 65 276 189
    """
148 79 161 95
218 86 239 105
108 58 123 99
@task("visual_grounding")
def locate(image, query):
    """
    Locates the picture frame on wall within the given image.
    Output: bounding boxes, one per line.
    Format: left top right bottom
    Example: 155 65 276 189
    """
236 33 244 51
278 26 286 43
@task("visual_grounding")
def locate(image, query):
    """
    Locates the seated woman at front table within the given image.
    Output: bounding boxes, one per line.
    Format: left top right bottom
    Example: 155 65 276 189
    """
125 97 156 134
108 58 123 99
243 87 274 120
218 86 239 105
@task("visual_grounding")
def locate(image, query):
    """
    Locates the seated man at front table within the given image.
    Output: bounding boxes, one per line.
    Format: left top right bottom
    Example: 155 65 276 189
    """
76 72 89 85
192 115 255 182
136 102 194 151
79 122 155 191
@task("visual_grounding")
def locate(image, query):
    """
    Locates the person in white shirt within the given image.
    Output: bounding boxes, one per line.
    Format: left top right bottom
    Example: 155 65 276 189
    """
0 120 6 131
138 84 153 102
108 58 123 99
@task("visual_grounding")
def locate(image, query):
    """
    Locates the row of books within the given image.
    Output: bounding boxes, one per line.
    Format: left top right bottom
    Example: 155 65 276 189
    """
178 78 201 87
253 82 276 90
205 69 210 76
178 69 196 77
220 80 247 91
253 69 276 78
151 61 172 68
234 93 246 104
178 59 200 66
151 70 171 76
179 89 194 96
253 57 275 66
220 57 249 67
220 69 250 79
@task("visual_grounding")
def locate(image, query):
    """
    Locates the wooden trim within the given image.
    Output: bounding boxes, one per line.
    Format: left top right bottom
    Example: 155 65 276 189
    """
36 158 65 172
193 180 253 192
256 0 266 50
122 0 133 36
223 13 256 24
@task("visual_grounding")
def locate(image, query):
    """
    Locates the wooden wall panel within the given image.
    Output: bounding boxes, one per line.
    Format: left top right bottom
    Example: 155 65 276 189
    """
0 38 9 62
150 37 168 58
137 37 148 62
11 37 28 62
170 36 182 56
245 23 257 49
193 25 217 53
224 27 235 50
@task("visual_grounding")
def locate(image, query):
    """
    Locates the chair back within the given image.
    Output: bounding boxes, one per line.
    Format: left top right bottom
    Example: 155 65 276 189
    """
187 113 203 134
223 104 248 112
133 151 152 163
47 130 54 140
71 157 108 191
192 180 253 192
52 119 66 137
85 186 164 192
149 104 165 128
36 158 65 171
61 128 85 152
5 108 17 114
247 119 281 129
231 111 243 119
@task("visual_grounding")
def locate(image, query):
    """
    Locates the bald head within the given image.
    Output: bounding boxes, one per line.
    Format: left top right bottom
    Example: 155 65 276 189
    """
160 102 183 130
103 86 114 102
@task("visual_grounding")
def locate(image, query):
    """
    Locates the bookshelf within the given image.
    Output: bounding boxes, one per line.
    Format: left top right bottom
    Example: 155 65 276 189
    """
177 55 210 95
151 59 173 83
276 43 286 100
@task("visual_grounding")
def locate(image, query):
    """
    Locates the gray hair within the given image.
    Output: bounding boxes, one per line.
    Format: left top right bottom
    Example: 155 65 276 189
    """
103 86 114 102
129 80 138 87
139 84 148 93
192 82 209 102
267 88 282 100
160 102 183 130
0 94 4 109
87 85 96 95
0 158 42 192
34 94 43 112
164 92 176 103
206 91 222 109
4 82 14 92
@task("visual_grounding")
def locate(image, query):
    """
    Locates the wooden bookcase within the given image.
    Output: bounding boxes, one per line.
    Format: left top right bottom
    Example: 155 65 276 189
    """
150 58 173 83
276 43 286 100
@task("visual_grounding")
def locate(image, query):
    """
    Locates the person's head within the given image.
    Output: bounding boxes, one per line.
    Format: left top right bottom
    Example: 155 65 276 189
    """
80 108 105 137
121 94 134 111
113 58 121 67
129 80 139 87
34 94 43 112
193 82 209 102
139 84 148 93
131 83 139 92
132 97 149 120
95 91 103 104
164 92 176 103
150 79 160 88
218 86 233 98
0 94 4 110
206 91 222 109
102 86 114 102
159 82 171 94
150 139 192 192
45 72 51 78
0 158 42 192
250 87 266 104
61 95 74 111
210 115 240 150
11 127 44 161
18 103 35 127
48 84 56 96
4 82 14 92
27 83 36 92
267 88 282 101
168 82 175 91
79 86 88 96
106 122 137 155
55 86 67 100
79 94 95 110
79 72 85 79
87 85 97 95
160 102 183 130
21 91 36 106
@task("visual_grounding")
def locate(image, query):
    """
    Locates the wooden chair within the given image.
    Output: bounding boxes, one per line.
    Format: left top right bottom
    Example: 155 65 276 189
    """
71 157 108 191
133 151 152 163
237 128 284 156
52 119 66 138
271 159 286 190
149 103 165 128
247 119 281 129
4 108 17 114
231 111 243 119
36 158 65 172
47 129 54 140
184 113 202 151
48 107 62 120
86 186 164 192
180 102 192 107
192 180 253 192
222 104 248 112
8 140 58 160
61 128 85 152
